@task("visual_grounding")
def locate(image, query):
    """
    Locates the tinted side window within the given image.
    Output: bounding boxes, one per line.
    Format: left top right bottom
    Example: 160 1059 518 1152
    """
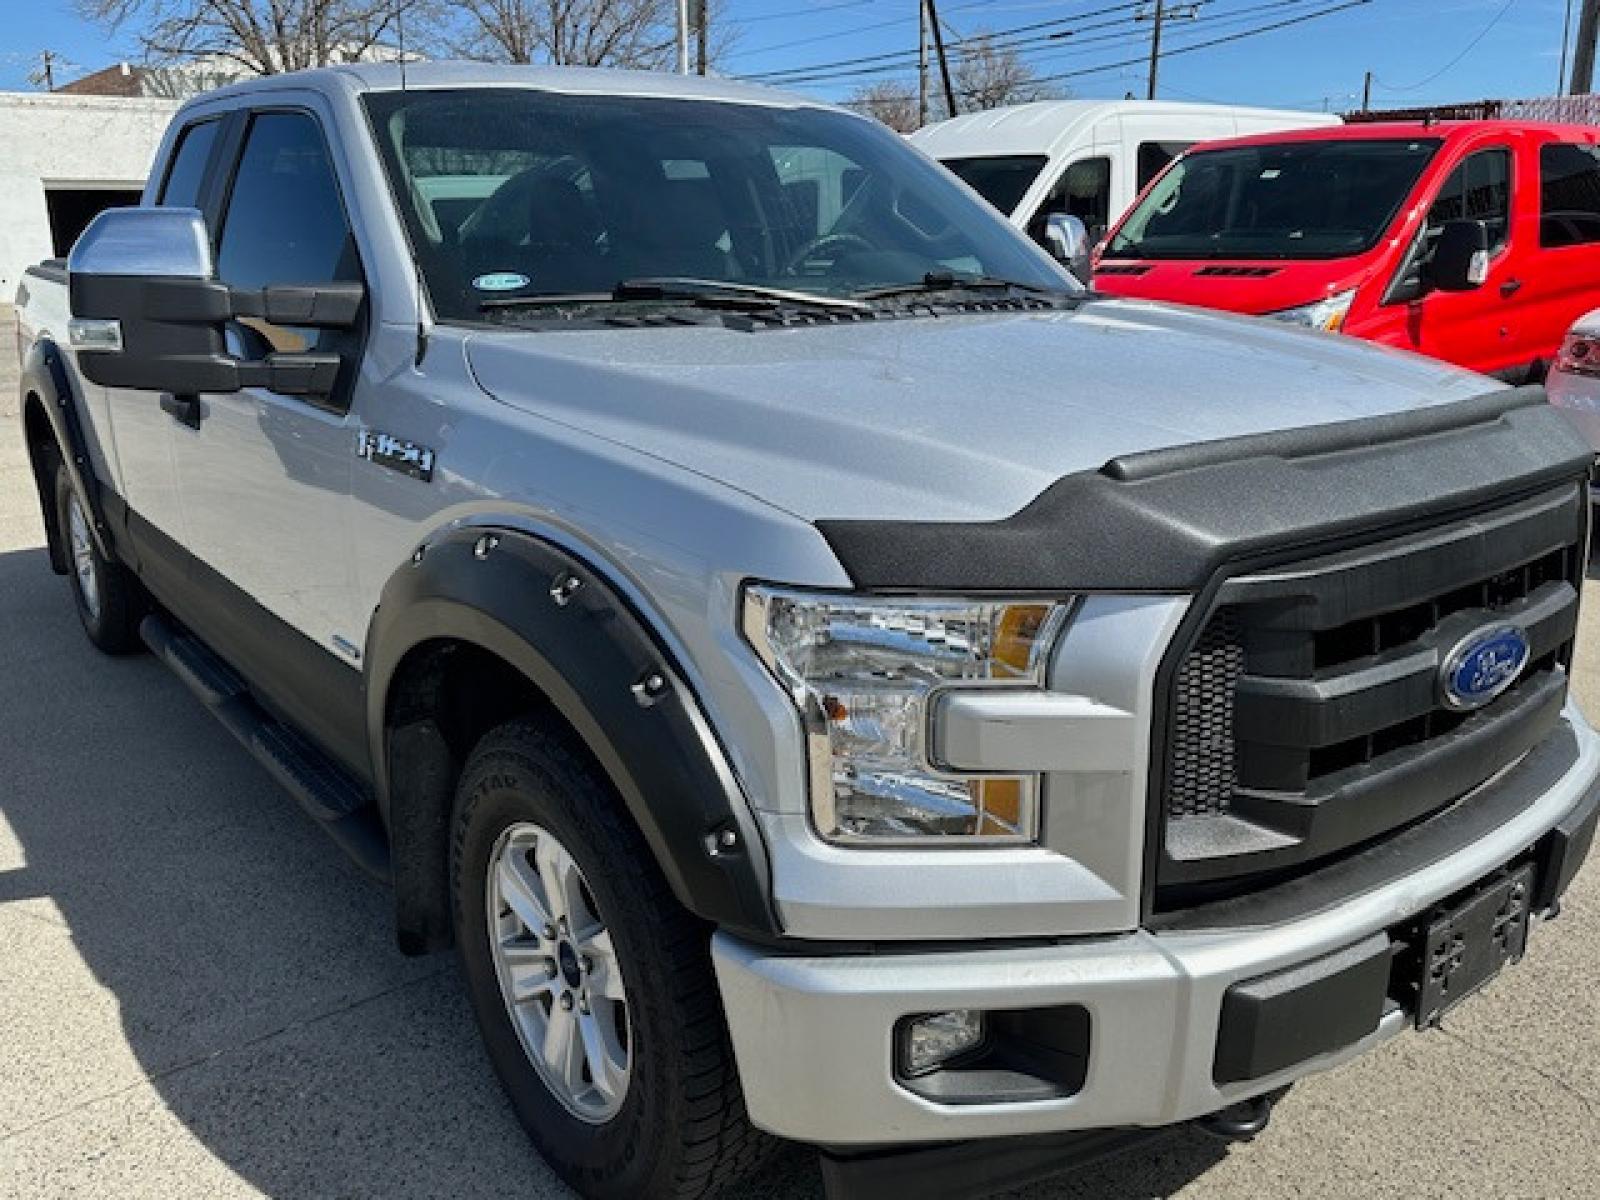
1541 142 1600 248
1137 141 1192 191
217 111 361 380
158 120 221 208
1029 156 1111 244
218 111 359 291
1427 148 1511 252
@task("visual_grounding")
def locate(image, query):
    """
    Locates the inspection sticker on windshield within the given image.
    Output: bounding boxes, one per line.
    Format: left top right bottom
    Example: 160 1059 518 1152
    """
473 272 531 292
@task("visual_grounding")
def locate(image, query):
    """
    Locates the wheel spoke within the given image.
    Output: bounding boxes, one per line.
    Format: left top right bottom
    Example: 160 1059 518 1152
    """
577 1010 626 1105
497 853 552 935
534 834 581 929
500 942 557 1003
578 928 626 1001
542 999 583 1091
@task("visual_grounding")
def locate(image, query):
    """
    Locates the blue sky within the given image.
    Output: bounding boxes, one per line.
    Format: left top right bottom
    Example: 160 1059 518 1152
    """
0 0 1578 116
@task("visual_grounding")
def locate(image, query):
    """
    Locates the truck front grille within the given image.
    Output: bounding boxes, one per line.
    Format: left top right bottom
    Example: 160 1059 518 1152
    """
1154 485 1586 909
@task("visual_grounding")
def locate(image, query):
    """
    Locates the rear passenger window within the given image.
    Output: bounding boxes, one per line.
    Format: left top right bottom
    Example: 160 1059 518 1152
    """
1028 155 1111 244
1540 142 1600 248
158 120 220 209
1428 148 1511 253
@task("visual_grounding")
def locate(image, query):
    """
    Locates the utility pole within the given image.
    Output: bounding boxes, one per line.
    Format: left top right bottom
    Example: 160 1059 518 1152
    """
30 49 57 92
676 0 690 75
1362 69 1372 112
1574 0 1600 94
925 0 957 118
919 0 930 127
695 0 707 75
1562 0 1576 93
1144 0 1165 101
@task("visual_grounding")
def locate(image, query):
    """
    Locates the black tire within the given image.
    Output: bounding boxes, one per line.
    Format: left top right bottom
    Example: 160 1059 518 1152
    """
452 720 777 1200
52 455 142 654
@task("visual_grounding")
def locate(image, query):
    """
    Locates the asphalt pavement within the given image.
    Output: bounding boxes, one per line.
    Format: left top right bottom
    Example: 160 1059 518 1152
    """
2 304 1598 1199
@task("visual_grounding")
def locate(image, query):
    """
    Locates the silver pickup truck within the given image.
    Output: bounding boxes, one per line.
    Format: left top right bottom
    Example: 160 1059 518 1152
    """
14 62 1600 1200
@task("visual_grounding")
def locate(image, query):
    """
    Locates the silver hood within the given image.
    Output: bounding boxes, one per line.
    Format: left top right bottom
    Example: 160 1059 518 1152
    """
464 298 1495 523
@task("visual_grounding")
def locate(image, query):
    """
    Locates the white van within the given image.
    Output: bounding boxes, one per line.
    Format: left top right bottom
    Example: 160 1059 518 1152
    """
911 99 1340 250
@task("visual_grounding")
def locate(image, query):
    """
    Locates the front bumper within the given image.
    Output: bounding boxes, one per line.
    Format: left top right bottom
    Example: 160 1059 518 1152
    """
713 714 1600 1147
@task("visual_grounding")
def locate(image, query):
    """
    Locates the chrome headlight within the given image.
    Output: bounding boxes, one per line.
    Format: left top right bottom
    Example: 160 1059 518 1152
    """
742 588 1071 844
1266 288 1355 333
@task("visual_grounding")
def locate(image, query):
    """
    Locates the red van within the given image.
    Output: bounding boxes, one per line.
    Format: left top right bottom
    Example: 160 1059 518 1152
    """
1093 121 1600 381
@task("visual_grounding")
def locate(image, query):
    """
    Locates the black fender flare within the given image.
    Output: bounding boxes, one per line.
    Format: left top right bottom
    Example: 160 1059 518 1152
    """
366 525 780 948
19 337 114 568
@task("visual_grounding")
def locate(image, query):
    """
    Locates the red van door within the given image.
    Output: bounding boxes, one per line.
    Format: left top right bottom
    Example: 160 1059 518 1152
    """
1362 142 1525 377
1518 134 1600 375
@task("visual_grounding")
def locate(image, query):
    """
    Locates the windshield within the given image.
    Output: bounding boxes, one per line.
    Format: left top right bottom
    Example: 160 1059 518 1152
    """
1108 137 1441 260
940 154 1048 216
362 90 1075 320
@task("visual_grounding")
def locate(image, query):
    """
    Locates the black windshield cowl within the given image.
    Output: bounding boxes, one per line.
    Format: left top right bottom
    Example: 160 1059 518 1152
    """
855 272 1080 304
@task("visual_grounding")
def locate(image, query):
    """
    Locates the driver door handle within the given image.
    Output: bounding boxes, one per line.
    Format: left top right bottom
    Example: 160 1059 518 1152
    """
1500 278 1523 297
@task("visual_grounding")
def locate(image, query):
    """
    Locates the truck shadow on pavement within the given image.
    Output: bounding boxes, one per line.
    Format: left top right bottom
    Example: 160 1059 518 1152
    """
0 544 1229 1200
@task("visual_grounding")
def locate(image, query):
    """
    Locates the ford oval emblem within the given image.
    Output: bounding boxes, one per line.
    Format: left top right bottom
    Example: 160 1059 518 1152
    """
1440 625 1531 711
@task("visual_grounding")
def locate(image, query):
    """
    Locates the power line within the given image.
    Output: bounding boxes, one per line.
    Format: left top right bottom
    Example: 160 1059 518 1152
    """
735 0 1083 59
1025 0 1370 86
739 0 875 26
750 0 1334 87
745 1 1138 79
1371 0 1517 94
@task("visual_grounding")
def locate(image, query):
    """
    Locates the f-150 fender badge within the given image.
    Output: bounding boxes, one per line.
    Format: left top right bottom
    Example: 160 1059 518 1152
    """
358 428 436 482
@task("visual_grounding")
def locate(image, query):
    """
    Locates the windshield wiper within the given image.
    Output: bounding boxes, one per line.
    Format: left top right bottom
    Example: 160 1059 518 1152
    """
854 272 1076 301
613 277 869 312
479 277 869 315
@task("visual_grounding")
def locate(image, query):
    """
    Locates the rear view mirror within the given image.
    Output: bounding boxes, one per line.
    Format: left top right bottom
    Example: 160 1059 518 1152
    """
1429 219 1491 293
1044 213 1092 283
67 206 362 397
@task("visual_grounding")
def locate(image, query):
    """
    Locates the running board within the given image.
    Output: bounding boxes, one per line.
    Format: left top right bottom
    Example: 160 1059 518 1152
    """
140 612 390 881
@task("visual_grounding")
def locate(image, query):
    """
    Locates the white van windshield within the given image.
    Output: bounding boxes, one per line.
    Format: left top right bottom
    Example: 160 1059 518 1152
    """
1109 138 1441 260
940 155 1049 216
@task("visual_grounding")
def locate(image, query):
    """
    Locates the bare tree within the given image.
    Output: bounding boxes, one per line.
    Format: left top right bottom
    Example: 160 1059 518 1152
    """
846 81 920 133
75 0 428 75
451 0 731 70
954 33 1061 113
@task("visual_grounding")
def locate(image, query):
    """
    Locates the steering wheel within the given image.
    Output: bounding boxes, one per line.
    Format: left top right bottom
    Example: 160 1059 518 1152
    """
783 231 873 275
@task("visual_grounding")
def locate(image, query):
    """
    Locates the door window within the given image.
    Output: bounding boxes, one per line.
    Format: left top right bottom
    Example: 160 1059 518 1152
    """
1137 141 1192 191
1028 156 1111 245
218 112 359 297
216 111 361 370
158 120 221 209
1540 142 1600 248
1427 148 1511 252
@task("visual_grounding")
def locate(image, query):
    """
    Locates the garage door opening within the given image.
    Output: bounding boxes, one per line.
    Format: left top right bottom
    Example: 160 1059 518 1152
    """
45 188 144 258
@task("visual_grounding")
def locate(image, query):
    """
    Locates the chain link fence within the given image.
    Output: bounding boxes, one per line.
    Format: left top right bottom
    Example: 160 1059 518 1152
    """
1348 95 1600 124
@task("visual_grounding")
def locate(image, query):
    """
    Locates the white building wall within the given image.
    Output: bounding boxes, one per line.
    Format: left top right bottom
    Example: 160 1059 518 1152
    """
0 92 180 294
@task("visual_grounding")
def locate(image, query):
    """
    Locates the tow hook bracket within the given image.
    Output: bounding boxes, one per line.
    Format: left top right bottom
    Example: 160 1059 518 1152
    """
1196 1085 1291 1142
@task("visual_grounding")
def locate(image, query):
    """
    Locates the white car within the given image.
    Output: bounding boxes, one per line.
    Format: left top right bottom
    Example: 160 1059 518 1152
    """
1548 306 1600 451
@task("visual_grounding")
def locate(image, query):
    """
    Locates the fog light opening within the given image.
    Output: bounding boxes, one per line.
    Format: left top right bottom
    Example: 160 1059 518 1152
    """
899 1009 987 1078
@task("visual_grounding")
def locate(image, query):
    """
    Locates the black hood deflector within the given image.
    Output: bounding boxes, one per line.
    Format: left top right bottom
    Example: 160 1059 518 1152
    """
817 387 1593 594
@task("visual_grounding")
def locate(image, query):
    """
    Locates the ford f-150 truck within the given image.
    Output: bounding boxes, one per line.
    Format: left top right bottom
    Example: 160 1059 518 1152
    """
14 63 1600 1200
